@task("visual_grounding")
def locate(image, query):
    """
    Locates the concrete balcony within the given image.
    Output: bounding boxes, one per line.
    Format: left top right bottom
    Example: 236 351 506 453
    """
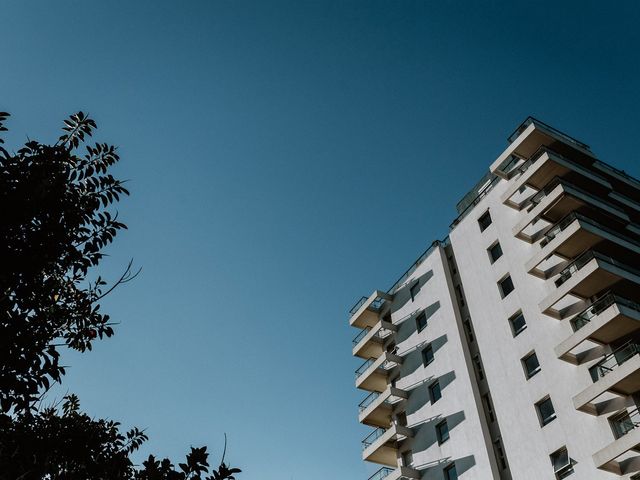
355 352 404 392
556 295 640 364
353 320 398 359
512 179 630 243
525 212 640 278
593 408 640 475
367 466 421 480
539 251 640 319
362 424 414 467
501 148 611 210
359 386 408 428
491 117 593 180
349 290 394 328
573 343 640 415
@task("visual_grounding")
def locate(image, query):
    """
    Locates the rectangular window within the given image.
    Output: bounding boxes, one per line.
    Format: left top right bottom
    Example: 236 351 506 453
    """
444 463 458 480
396 411 407 427
482 393 495 423
402 449 413 467
509 311 527 336
455 284 466 307
493 438 508 470
536 396 557 426
410 282 420 301
436 420 450 444
478 210 492 231
473 354 485 381
488 241 503 263
463 319 474 343
429 381 442 404
422 344 434 366
522 351 541 379
498 275 515 298
415 311 427 332
550 447 573 479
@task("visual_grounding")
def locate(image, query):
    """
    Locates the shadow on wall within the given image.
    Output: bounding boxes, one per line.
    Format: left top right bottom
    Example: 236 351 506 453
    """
405 370 456 417
395 300 441 344
391 269 434 311
411 455 476 479
410 410 466 452
399 333 448 379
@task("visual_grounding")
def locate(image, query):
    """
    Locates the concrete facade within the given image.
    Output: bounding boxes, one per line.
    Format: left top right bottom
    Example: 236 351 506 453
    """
349 118 640 480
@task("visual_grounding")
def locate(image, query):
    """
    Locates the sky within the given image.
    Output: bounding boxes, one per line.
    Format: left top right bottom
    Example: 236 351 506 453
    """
2 1 640 478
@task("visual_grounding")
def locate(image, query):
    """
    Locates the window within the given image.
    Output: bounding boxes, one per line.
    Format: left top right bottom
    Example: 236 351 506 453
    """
509 311 527 336
482 393 495 423
488 241 503 263
429 381 442 404
493 438 508 470
463 319 474 343
422 344 434 366
536 396 557 426
436 420 449 444
498 275 515 298
415 312 427 332
550 447 573 479
478 210 492 231
522 351 541 379
410 282 420 301
396 411 407 427
402 450 413 467
473 354 485 381
455 284 466 307
443 463 457 480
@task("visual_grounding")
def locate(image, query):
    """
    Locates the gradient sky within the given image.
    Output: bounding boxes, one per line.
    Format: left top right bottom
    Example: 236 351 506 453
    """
2 1 640 479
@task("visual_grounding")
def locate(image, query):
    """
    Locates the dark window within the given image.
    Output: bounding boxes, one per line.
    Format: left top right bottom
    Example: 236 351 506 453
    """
498 275 515 298
478 211 492 231
550 447 573 479
429 381 442 404
488 242 503 263
415 312 427 332
522 351 541 379
473 354 485 381
410 282 419 301
422 344 434 366
509 311 527 336
536 396 557 426
436 420 450 444
455 284 466 307
463 319 474 343
396 411 407 427
402 450 413 467
493 438 508 470
444 463 458 480
483 393 495 423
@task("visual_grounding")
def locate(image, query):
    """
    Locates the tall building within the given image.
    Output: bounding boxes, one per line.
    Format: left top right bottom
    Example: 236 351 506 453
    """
349 117 640 480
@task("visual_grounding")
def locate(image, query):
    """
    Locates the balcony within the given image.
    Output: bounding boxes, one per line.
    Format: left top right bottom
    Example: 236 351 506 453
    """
367 466 421 480
355 351 404 392
525 212 640 278
512 178 630 242
501 148 612 210
350 290 394 328
362 424 414 466
353 320 398 359
573 342 640 415
556 294 640 364
359 386 408 428
491 117 593 180
592 408 640 475
539 251 640 319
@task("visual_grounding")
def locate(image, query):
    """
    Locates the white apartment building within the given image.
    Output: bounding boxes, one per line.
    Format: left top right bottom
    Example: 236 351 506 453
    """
349 117 640 480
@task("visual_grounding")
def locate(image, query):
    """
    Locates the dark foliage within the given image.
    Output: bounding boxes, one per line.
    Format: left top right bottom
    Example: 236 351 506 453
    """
0 112 241 480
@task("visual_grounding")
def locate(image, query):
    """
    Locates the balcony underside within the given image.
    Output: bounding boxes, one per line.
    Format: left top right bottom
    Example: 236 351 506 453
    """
356 352 403 392
359 386 408 428
385 466 421 480
350 290 393 328
362 425 413 467
593 428 640 475
556 304 640 364
573 354 640 415
539 257 640 319
353 320 396 359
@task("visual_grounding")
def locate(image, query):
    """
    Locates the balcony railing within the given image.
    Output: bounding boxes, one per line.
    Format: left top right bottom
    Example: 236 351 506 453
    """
356 358 376 379
359 391 381 412
542 211 640 249
554 250 600 287
589 342 640 382
594 159 640 190
507 116 591 151
571 293 640 332
612 408 640 439
350 295 387 316
353 327 372 346
368 467 394 480
362 427 385 450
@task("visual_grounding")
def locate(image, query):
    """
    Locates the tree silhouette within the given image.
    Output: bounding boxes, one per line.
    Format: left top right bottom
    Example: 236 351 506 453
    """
0 111 241 479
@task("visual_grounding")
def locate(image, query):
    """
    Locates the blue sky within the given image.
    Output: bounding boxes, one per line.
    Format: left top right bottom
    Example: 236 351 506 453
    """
2 1 639 478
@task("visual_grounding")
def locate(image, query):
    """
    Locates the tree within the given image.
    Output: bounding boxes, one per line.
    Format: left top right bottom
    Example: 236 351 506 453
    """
0 111 240 480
